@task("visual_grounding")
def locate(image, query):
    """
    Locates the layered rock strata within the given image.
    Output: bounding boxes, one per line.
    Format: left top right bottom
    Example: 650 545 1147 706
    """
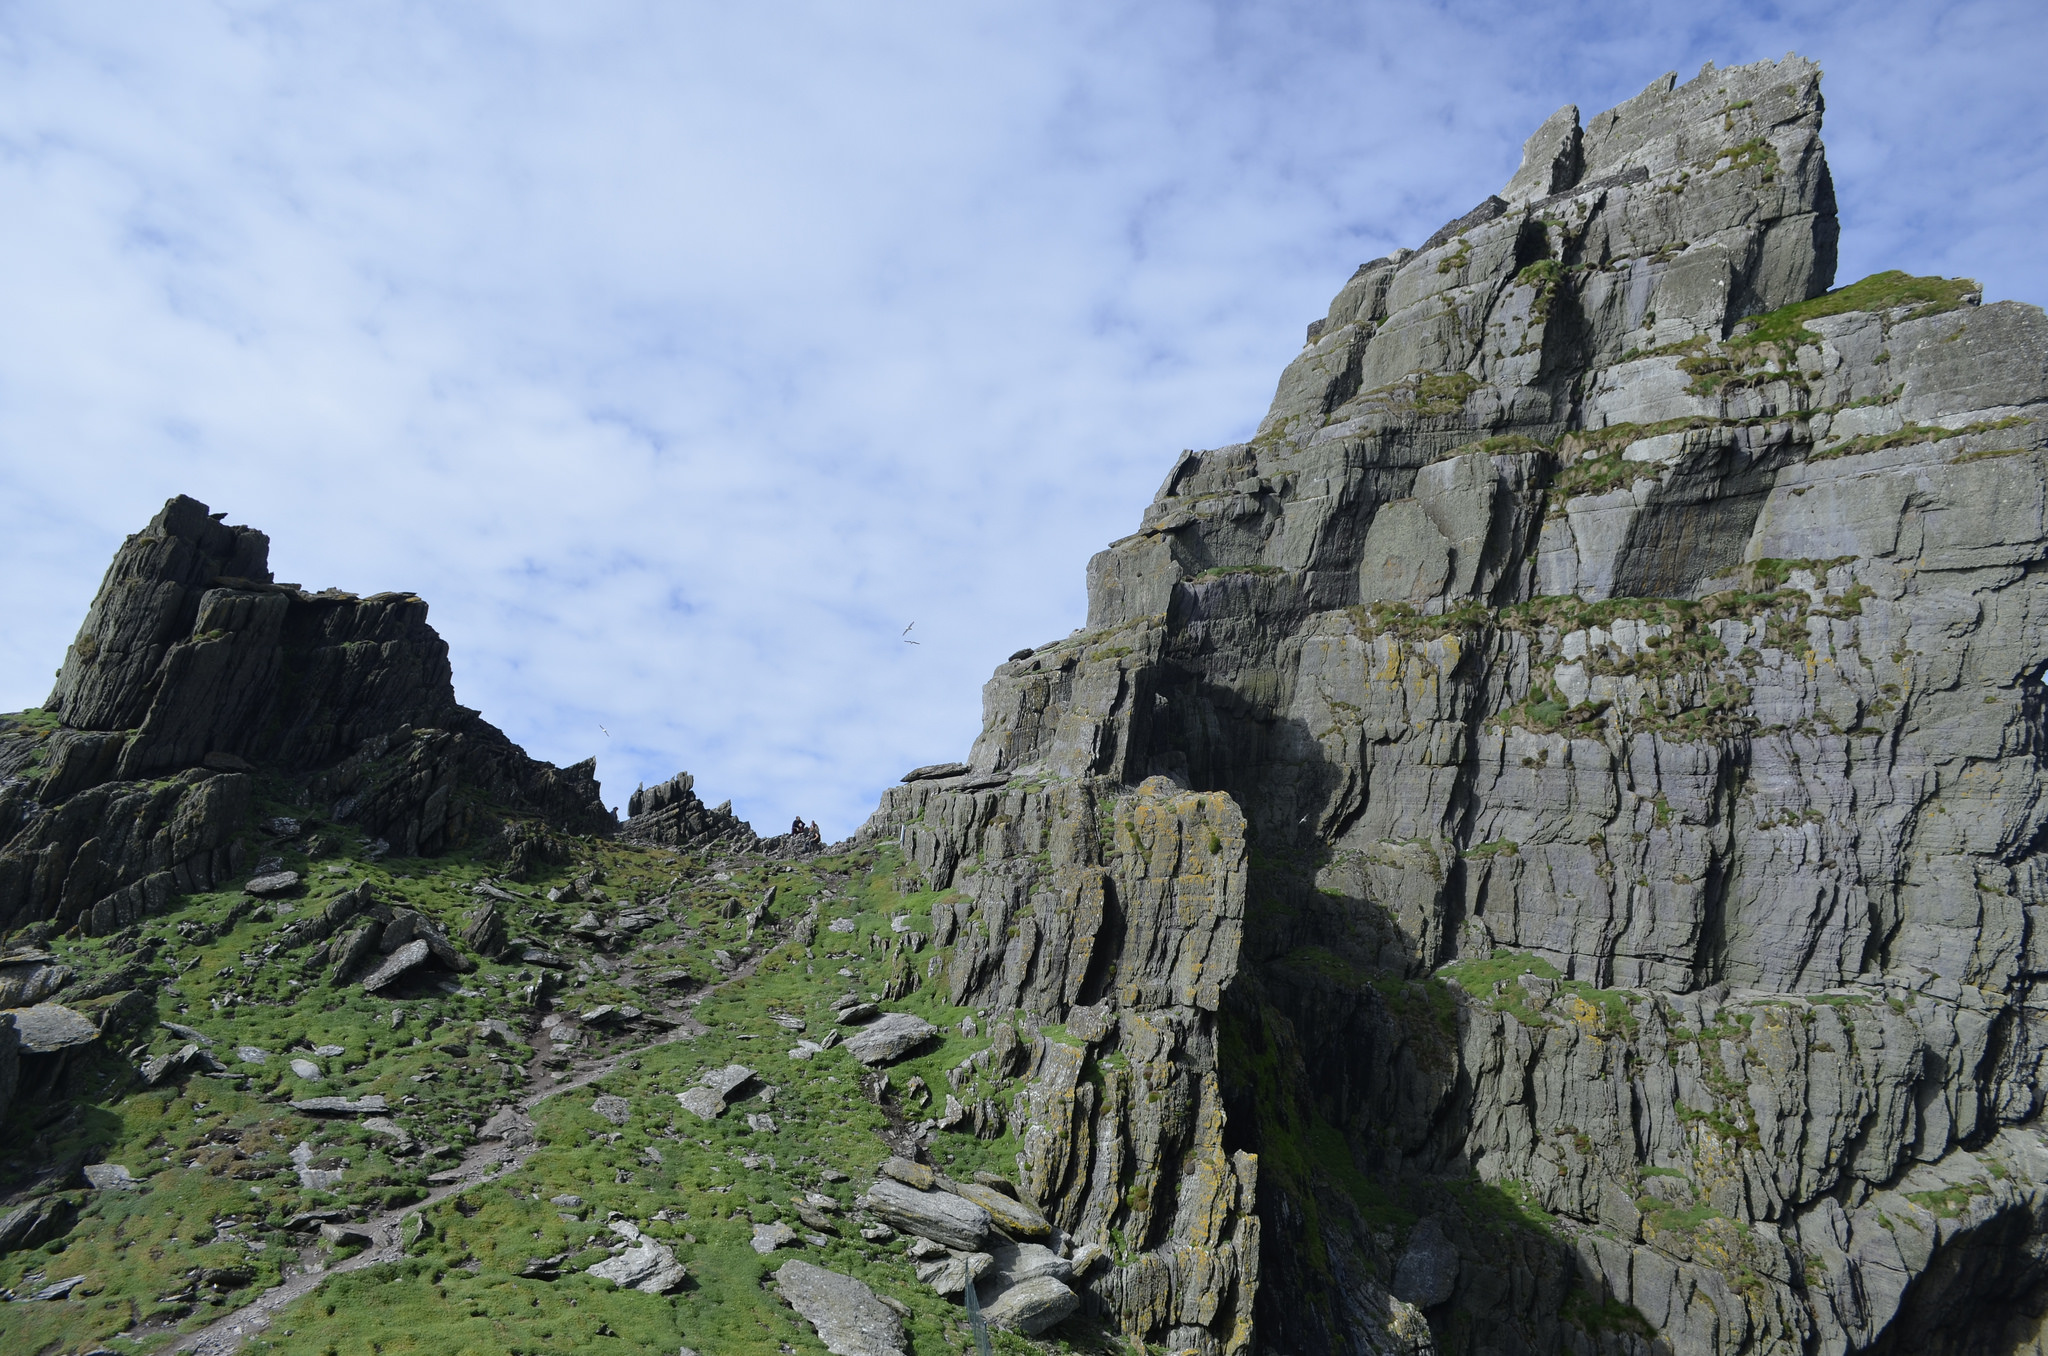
619 771 758 851
871 55 2048 1356
862 773 1257 1355
0 494 615 938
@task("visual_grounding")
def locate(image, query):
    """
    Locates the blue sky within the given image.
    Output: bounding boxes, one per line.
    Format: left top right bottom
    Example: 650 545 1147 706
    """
3 1 2045 836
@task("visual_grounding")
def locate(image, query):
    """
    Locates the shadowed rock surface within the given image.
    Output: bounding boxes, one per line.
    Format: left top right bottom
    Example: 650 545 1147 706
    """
0 493 623 941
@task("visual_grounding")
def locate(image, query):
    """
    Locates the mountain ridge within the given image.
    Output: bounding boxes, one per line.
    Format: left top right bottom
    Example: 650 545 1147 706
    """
6 49 2048 1356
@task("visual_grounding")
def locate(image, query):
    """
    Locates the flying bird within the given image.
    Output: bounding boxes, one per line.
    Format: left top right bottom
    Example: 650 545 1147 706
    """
903 622 920 645
600 725 610 737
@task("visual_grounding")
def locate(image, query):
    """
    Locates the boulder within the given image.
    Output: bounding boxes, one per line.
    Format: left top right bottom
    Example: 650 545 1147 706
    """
290 1058 322 1079
701 1063 758 1098
6 1003 98 1054
752 1221 800 1253
862 1177 990 1251
0 958 71 1007
589 1232 687 1294
0 1195 74 1253
461 900 509 959
902 763 971 782
980 1274 1079 1335
359 939 431 992
82 1163 139 1191
243 870 301 897
361 1117 415 1152
478 1107 535 1146
914 1248 992 1296
676 1086 727 1120
842 1013 936 1066
140 1042 224 1086
878 1157 936 1190
987 1238 1073 1286
948 1181 1050 1240
1391 1216 1458 1309
592 1094 632 1125
774 1259 908 1356
327 921 383 985
290 1094 388 1114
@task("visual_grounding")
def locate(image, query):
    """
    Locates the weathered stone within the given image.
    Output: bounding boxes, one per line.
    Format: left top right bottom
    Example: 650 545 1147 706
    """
289 1058 322 1079
913 1248 992 1296
359 939 431 992
0 959 72 1007
327 921 382 985
290 1094 388 1114
842 1012 936 1065
862 1177 990 1250
751 1221 799 1254
701 1063 757 1098
592 1094 631 1125
948 1181 1051 1240
6 1003 98 1054
902 763 971 782
243 870 301 897
675 1086 726 1120
774 1259 908 1356
82 1163 139 1191
478 1106 534 1146
878 1157 936 1190
0 1195 73 1253
141 1042 222 1086
589 1223 687 1293
1390 1217 1458 1308
980 1274 1080 1335
619 770 758 852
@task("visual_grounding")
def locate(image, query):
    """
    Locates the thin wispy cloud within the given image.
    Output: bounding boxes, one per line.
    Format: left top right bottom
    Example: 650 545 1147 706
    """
3 1 2044 834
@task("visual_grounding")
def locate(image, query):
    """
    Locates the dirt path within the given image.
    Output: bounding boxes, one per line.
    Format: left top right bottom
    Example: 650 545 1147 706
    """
161 960 753 1356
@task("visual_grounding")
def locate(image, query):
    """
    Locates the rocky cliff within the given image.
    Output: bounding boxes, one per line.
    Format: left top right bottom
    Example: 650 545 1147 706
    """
864 54 2048 1355
0 493 614 941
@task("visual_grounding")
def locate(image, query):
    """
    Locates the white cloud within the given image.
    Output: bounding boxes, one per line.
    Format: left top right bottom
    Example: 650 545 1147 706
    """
2 0 2045 835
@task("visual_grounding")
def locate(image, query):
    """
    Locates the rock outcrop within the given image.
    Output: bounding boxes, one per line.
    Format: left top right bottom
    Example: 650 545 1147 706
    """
0 494 616 938
619 770 757 851
867 54 2048 1356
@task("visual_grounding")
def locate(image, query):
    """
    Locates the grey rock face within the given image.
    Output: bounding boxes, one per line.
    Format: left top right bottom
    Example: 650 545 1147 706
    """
860 51 2048 1356
774 1259 909 1356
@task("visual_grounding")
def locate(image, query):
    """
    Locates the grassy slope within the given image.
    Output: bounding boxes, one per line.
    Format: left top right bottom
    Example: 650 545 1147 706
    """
0 766 1111 1356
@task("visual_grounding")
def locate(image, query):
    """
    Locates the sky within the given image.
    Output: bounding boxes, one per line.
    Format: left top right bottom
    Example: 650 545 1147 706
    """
3 1 2046 837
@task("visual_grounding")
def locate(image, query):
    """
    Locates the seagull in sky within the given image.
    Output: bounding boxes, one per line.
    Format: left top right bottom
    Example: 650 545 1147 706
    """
903 622 920 645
